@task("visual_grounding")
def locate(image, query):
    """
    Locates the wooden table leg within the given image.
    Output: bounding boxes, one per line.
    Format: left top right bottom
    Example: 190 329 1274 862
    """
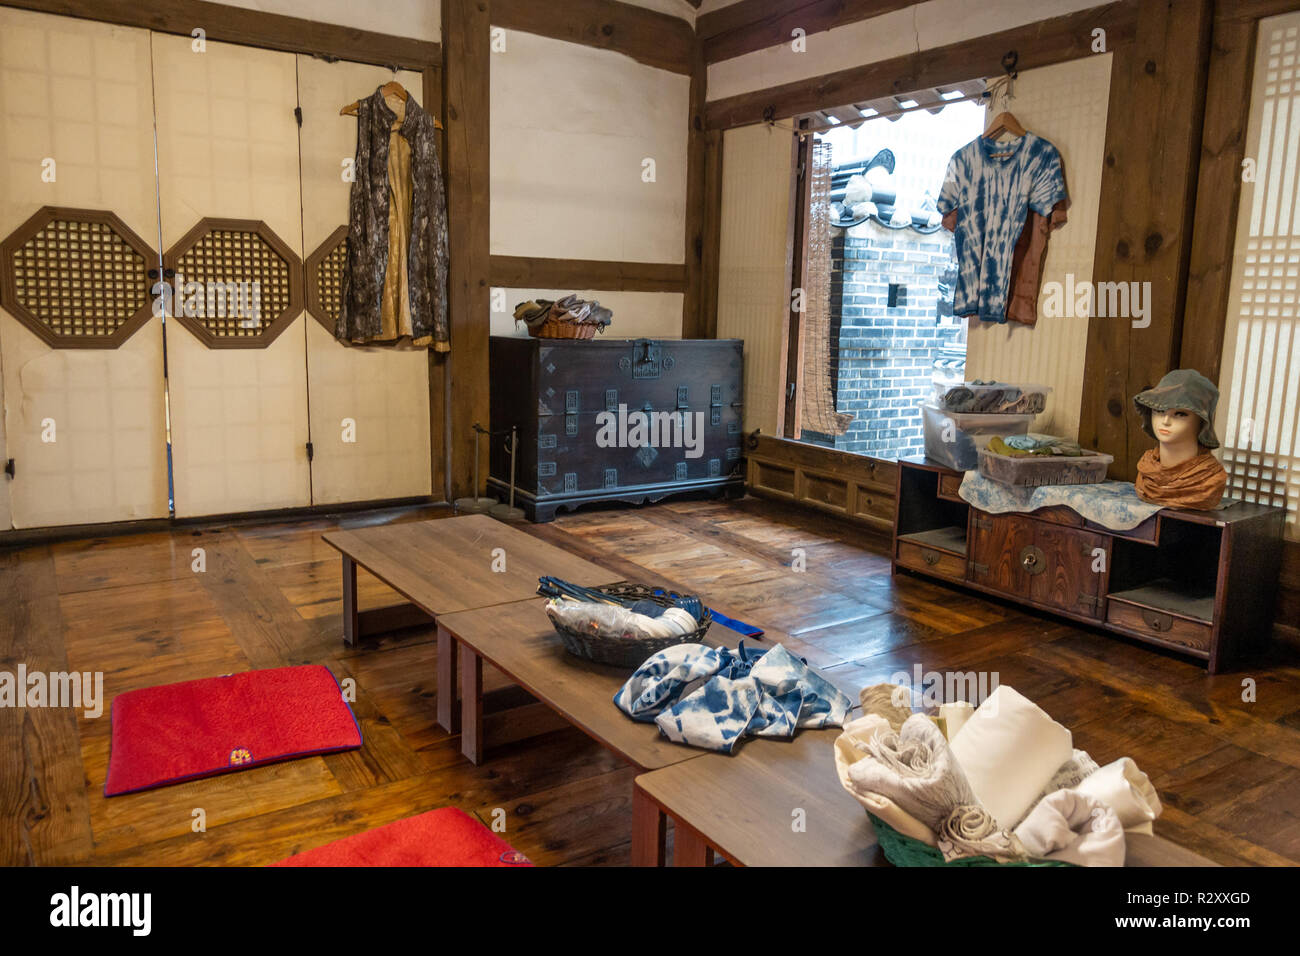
673 820 714 867
460 646 484 764
631 784 667 867
436 624 459 733
341 555 359 646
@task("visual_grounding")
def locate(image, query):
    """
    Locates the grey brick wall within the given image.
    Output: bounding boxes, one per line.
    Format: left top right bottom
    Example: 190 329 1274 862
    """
803 220 965 459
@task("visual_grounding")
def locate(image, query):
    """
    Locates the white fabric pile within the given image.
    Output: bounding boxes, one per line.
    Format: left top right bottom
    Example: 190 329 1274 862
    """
834 684 1162 866
545 598 697 641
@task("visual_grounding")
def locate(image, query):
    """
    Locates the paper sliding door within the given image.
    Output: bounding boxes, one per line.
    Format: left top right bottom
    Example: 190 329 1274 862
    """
152 34 311 518
0 9 168 528
297 56 432 506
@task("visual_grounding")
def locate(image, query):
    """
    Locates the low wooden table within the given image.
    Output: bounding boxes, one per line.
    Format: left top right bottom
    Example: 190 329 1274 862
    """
322 514 620 731
633 730 1219 867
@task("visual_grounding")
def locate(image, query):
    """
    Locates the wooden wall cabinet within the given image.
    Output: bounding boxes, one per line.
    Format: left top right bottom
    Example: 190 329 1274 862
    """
893 459 1286 673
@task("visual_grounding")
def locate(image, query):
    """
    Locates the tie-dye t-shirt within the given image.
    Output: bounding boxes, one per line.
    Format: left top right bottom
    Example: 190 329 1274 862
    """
938 132 1069 323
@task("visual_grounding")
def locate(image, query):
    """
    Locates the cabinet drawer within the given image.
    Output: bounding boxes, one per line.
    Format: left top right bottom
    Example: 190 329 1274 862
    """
937 472 963 501
1106 600 1212 652
897 540 966 579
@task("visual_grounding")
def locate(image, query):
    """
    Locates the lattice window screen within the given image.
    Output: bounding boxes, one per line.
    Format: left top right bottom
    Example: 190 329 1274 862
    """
1219 13 1300 539
164 219 302 348
305 226 348 332
1 209 155 347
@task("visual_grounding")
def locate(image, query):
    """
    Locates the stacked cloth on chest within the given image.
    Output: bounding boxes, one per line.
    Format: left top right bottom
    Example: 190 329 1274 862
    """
614 643 851 753
835 685 1161 865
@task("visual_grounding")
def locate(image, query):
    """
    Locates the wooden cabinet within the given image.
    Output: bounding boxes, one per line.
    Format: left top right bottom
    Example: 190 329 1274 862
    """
489 336 744 522
893 459 1286 672
968 513 1108 620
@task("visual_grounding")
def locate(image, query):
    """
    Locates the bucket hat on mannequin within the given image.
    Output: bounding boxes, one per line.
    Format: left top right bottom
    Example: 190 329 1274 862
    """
1133 369 1221 450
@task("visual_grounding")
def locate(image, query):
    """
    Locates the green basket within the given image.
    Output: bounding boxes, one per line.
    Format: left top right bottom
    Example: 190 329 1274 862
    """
867 814 1076 867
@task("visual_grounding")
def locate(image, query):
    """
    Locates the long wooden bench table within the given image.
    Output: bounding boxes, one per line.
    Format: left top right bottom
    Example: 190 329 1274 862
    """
322 514 621 731
633 728 1219 867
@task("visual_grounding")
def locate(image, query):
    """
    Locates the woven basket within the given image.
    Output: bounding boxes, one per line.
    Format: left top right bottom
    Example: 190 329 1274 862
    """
547 583 711 668
533 314 602 339
867 814 1075 867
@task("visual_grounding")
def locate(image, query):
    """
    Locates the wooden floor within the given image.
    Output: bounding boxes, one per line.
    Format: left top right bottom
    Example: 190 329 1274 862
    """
2 495 1298 867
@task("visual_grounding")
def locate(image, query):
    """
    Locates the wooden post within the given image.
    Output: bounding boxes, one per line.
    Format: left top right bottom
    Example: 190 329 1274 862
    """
442 0 492 499
1079 0 1214 476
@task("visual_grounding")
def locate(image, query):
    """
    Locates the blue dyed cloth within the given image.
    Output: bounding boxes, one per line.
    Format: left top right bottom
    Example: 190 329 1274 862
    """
614 643 852 753
939 133 1069 323
958 472 1163 530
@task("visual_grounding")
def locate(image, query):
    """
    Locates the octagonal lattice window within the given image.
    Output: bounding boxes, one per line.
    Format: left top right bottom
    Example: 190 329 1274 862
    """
306 225 349 335
0 207 157 348
164 218 303 348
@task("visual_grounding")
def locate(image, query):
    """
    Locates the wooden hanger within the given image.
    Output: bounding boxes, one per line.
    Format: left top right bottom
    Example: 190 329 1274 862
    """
340 81 443 129
983 110 1026 140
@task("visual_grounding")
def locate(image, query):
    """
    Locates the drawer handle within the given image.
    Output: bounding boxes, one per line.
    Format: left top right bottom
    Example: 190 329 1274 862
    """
1141 609 1174 632
922 549 941 566
1019 545 1047 575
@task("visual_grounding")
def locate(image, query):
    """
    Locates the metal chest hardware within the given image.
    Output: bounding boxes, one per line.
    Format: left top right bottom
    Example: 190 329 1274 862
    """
630 340 662 379
921 549 942 566
1020 544 1047 575
972 516 993 532
563 472 578 494
1141 609 1175 632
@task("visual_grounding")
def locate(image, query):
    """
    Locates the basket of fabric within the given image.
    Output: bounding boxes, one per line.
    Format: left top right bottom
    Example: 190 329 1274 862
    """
867 814 1072 867
539 579 711 668
514 295 613 340
835 685 1157 867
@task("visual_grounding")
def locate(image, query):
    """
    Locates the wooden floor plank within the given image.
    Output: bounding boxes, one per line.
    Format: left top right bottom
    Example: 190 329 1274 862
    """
1 496 1297 866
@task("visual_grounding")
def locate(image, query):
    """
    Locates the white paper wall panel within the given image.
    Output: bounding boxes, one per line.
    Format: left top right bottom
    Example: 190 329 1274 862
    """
1217 12 1300 541
0 9 168 528
492 289 684 340
302 321 431 504
715 123 793 436
964 54 1112 442
153 34 310 517
490 30 690 263
296 56 432 505
707 0 1102 105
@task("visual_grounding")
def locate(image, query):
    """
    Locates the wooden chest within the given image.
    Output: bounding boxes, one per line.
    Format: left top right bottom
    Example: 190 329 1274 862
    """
488 336 745 522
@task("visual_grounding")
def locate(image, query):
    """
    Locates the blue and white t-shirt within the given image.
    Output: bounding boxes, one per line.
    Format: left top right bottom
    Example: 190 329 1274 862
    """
938 132 1069 323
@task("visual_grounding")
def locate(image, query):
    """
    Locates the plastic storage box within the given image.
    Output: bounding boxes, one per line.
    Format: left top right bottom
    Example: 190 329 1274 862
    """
931 381 1053 415
977 446 1114 486
920 404 1034 471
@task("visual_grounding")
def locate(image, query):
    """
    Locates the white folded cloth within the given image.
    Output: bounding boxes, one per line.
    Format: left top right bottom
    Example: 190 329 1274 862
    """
1014 789 1126 866
846 713 979 833
1073 757 1162 833
834 714 939 846
949 685 1073 829
938 700 974 741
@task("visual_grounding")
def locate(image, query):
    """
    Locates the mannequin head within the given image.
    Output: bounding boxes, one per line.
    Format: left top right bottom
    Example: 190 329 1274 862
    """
1151 408 1203 467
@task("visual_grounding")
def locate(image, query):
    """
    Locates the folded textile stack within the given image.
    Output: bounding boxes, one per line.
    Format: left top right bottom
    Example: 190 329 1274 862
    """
986 434 1086 458
834 684 1161 866
514 294 613 340
614 642 852 753
938 380 1051 415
